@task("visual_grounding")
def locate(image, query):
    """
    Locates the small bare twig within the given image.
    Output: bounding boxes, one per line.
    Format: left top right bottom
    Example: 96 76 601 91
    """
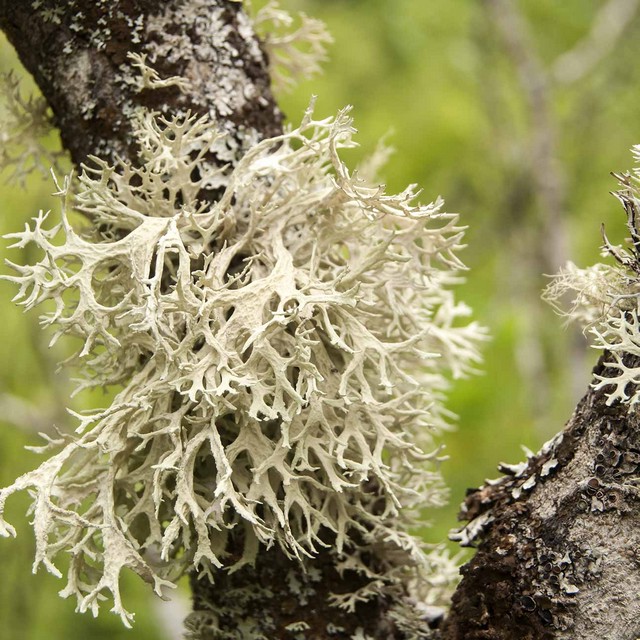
482 0 593 416
483 0 568 272
0 393 55 434
552 0 640 85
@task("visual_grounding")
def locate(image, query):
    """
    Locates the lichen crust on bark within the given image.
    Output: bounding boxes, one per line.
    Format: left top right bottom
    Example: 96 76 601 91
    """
0 2 484 638
0 0 283 168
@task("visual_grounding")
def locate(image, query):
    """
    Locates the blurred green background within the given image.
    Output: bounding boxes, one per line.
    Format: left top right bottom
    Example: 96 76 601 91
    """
1 0 640 638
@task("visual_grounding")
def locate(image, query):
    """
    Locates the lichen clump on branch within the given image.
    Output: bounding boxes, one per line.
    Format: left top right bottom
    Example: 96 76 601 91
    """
546 146 640 406
0 101 482 625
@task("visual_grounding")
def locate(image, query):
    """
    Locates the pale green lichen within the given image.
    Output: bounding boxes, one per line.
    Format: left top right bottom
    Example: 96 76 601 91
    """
543 261 628 328
251 1 332 92
0 72 66 184
1 99 483 625
545 147 640 406
126 52 193 93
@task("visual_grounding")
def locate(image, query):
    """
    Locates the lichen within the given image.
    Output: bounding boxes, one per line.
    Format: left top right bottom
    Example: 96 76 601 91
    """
126 52 192 93
0 72 66 184
0 95 483 626
545 147 640 406
251 1 333 92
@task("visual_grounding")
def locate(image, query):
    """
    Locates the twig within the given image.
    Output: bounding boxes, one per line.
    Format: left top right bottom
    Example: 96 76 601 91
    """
483 0 568 273
0 393 56 434
482 0 590 419
552 0 640 85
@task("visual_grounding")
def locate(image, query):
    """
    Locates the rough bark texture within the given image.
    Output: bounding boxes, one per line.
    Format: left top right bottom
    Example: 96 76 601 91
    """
0 2 414 638
0 0 283 168
185 546 401 639
442 353 640 640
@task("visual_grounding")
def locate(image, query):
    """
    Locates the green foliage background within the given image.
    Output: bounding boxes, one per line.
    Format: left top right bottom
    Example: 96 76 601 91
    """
1 1 639 637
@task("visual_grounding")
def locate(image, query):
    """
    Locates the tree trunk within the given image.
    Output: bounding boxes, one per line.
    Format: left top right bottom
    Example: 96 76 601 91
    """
0 1 418 637
0 0 283 168
442 353 640 640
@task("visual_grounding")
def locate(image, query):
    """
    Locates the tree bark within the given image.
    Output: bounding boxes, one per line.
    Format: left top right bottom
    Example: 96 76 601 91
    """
185 545 401 639
0 2 417 638
442 353 640 640
0 0 283 168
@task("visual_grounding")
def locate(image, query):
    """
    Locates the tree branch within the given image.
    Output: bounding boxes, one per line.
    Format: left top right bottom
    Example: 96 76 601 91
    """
552 0 640 85
0 0 283 168
442 353 640 639
481 0 580 424
0 2 434 638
